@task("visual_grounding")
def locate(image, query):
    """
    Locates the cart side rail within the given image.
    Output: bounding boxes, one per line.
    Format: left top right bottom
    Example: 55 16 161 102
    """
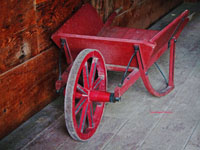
149 10 189 58
52 33 156 71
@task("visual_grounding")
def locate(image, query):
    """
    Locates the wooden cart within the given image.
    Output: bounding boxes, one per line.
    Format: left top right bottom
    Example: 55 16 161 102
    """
52 4 189 141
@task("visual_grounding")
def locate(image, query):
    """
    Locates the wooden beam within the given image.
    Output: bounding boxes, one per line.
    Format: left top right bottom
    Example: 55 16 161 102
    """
0 0 38 74
0 26 38 74
0 47 59 139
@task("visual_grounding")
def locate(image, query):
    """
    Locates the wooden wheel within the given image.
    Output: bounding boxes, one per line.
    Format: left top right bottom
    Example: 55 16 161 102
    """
65 49 107 141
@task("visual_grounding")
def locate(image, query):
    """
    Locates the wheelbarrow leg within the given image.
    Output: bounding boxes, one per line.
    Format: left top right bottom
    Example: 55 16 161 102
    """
137 39 176 97
168 39 176 87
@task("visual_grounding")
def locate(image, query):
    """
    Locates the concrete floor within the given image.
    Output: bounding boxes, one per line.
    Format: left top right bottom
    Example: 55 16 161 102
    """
1 3 200 150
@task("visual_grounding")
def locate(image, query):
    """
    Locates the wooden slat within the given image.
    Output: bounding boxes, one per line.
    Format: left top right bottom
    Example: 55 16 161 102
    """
0 26 38 74
0 47 59 139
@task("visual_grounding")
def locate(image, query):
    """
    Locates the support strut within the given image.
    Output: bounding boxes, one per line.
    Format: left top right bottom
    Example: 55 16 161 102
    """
120 45 139 85
154 62 168 85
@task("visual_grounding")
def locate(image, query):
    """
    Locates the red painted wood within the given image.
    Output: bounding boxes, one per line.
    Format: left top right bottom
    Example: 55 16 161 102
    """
99 26 159 41
136 47 174 97
51 3 189 141
52 4 189 95
168 39 176 87
150 10 189 56
52 33 154 69
53 8 189 73
90 90 111 102
106 64 134 72
114 68 140 97
54 4 103 36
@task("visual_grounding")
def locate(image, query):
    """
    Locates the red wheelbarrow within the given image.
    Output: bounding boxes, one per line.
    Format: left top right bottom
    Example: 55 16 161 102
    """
51 4 189 141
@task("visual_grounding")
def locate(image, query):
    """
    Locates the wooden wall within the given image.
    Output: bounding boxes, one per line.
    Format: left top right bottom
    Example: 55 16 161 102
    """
0 0 184 139
91 0 183 28
0 0 86 139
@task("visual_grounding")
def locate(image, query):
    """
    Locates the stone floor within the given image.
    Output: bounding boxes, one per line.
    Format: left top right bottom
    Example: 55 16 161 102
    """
0 2 200 150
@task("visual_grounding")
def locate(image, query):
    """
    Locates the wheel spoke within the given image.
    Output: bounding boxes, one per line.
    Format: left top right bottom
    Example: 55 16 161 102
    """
77 84 87 94
93 77 102 90
83 62 90 89
87 102 94 128
79 102 89 132
75 97 87 115
89 58 97 87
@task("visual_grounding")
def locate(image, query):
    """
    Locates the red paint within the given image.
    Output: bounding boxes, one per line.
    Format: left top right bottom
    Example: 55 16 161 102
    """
51 4 189 141
89 90 111 102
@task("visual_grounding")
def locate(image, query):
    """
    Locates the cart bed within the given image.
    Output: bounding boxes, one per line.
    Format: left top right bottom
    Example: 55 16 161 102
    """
98 27 159 41
52 4 189 71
